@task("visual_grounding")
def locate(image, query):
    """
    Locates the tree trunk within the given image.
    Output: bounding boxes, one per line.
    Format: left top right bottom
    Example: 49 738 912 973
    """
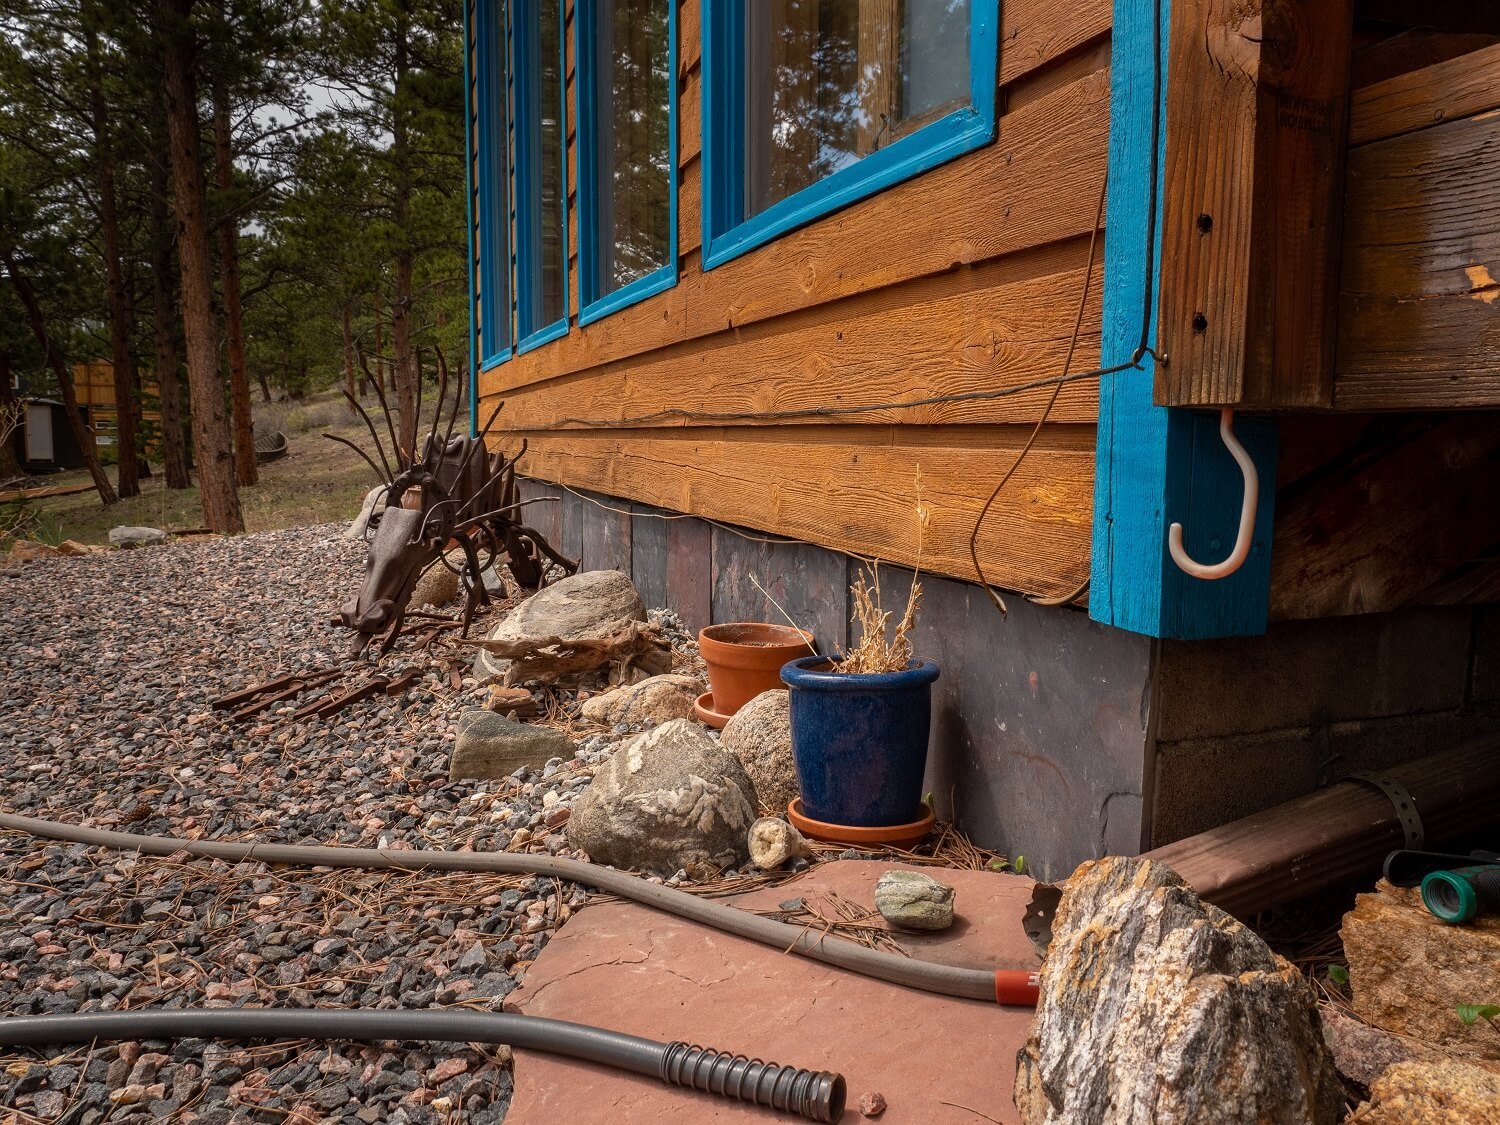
160 0 242 533
342 301 357 409
149 137 192 490
211 30 256 487
1 248 118 505
391 1 417 462
85 16 141 499
0 347 21 480
371 295 384 396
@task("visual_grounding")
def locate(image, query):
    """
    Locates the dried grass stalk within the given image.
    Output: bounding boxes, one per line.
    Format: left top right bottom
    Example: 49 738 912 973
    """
839 571 922 675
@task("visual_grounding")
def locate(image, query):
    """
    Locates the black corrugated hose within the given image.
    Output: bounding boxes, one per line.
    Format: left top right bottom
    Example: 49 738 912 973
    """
0 1009 845 1122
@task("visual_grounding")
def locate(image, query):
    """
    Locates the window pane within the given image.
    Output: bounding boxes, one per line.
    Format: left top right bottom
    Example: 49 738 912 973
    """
743 0 972 219
519 0 567 338
588 0 672 298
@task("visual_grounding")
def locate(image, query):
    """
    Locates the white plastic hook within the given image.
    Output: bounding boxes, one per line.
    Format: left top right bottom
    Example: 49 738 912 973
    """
1167 408 1259 581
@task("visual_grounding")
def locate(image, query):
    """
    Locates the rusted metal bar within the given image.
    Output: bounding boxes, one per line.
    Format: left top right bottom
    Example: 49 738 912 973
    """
229 683 310 723
212 668 340 713
294 667 418 721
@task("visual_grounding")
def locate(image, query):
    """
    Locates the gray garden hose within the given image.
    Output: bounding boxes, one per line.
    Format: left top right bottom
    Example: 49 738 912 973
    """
0 1008 845 1122
0 811 1037 1005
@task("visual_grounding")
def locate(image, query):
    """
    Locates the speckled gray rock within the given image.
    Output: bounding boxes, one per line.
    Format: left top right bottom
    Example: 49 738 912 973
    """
107 526 166 549
1014 856 1343 1125
719 689 797 815
874 870 955 931
579 674 702 727
474 570 646 682
449 710 576 781
567 718 757 877
410 554 461 609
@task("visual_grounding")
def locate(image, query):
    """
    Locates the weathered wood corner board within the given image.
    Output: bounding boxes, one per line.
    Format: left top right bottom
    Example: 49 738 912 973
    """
1156 3 1500 412
468 0 1500 637
1147 3 1500 621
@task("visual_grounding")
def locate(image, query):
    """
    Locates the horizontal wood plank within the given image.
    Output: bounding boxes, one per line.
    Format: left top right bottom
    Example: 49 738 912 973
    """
1349 40 1500 145
1270 414 1500 618
679 157 701 255
1000 0 1112 87
680 0 699 76
1335 109 1500 408
1350 28 1499 89
481 64 1111 399
498 425 1096 598
500 239 1104 429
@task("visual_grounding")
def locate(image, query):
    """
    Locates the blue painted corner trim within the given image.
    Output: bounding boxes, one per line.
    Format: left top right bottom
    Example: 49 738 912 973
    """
1089 0 1277 639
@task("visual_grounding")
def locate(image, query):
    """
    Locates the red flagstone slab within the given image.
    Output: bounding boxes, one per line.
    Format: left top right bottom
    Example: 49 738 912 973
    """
505 860 1040 1124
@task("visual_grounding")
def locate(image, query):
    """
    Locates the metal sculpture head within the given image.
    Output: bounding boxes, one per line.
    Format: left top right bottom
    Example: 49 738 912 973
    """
326 347 578 656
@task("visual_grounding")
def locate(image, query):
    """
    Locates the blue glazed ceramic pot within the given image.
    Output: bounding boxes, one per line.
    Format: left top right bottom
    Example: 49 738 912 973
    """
780 656 940 827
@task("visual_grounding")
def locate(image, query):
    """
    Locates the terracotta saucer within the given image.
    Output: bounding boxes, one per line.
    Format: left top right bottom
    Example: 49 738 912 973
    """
693 691 735 730
787 797 936 850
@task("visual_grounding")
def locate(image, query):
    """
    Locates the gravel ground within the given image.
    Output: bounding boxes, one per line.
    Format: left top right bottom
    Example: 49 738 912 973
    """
0 524 668 1124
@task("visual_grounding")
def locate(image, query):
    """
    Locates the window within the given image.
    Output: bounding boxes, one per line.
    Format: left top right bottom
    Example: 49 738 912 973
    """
577 0 678 324
514 0 569 351
472 0 511 368
702 0 998 269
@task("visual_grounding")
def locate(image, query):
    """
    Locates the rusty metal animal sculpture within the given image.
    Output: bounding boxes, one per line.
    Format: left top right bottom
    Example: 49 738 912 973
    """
327 348 577 656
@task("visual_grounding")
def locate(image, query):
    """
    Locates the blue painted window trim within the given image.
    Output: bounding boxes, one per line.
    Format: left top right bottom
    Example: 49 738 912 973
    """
700 1 999 272
576 0 679 327
474 0 514 370
514 0 571 355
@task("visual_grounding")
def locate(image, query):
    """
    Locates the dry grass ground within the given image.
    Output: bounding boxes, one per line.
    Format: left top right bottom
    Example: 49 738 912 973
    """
17 388 458 544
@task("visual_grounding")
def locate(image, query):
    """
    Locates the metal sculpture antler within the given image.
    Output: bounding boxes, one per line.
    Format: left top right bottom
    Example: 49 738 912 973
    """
328 347 578 657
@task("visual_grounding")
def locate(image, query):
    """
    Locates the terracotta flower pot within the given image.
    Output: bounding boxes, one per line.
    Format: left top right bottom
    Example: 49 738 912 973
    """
697 623 816 718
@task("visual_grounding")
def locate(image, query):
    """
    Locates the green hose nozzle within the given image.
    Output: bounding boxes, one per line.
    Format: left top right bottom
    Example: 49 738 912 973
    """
1421 865 1500 924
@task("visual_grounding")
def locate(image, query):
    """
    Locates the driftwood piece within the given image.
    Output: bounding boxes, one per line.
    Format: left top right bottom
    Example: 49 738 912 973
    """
459 620 671 687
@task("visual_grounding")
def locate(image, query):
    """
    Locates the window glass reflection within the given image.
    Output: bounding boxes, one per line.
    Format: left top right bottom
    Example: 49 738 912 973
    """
588 0 672 297
743 0 972 218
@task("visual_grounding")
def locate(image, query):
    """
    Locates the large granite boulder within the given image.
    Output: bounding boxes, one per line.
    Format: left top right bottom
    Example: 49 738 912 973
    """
580 674 702 727
474 570 646 683
1342 881 1500 1059
719 689 797 815
1014 856 1343 1125
566 718 758 877
449 710 576 781
1356 1059 1500 1124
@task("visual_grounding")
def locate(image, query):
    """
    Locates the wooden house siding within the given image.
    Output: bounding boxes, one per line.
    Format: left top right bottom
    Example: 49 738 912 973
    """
473 0 1113 602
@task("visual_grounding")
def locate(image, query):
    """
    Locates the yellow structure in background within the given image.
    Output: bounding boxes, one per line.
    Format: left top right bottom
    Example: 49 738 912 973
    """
71 360 163 461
